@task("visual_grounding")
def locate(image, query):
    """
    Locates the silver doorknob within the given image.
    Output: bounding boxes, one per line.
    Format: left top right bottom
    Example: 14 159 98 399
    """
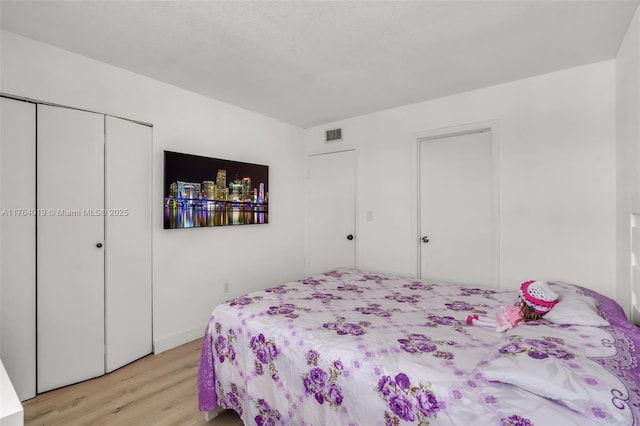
421 236 429 243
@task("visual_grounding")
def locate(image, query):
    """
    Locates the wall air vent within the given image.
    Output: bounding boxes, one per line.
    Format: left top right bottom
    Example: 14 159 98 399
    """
325 128 342 143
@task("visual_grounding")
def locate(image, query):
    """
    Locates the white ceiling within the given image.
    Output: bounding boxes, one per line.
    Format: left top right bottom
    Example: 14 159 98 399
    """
1 1 637 128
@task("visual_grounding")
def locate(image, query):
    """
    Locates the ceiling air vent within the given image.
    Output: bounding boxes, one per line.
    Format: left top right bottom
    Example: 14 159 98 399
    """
325 128 342 143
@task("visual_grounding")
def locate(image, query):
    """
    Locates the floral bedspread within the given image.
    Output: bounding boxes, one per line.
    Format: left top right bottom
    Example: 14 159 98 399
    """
198 269 639 425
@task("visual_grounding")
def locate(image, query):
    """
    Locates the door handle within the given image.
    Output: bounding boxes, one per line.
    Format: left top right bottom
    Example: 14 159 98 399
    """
96 243 103 248
347 234 354 241
421 236 429 243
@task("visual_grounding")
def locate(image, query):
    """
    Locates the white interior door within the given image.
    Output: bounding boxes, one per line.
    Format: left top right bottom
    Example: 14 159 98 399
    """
419 130 496 287
1 97 36 400
105 116 152 372
37 105 105 393
306 150 356 276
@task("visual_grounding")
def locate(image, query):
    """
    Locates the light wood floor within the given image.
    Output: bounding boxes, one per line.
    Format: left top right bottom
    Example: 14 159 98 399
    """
23 339 244 426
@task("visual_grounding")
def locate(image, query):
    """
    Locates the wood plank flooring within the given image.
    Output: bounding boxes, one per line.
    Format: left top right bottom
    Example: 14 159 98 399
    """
23 339 243 426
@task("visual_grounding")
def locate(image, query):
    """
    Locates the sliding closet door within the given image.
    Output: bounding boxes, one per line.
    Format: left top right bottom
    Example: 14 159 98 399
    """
37 105 105 393
105 116 152 372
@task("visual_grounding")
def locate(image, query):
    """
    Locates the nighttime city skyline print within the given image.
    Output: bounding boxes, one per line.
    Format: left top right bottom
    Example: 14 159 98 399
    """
164 150 268 229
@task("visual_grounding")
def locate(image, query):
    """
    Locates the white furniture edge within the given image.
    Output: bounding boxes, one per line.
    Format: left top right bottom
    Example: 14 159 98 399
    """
0 359 24 426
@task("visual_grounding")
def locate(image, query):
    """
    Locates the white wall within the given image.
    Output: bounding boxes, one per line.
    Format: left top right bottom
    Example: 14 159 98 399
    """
0 30 306 353
616 7 640 321
304 61 617 300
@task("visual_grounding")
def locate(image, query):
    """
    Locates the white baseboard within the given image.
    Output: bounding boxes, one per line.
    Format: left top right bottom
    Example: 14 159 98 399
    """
153 322 208 354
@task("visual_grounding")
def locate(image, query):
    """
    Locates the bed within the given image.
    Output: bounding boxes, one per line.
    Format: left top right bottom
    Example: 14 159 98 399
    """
198 269 640 425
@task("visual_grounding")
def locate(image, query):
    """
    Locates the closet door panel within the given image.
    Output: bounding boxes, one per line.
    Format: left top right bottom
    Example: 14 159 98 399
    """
0 98 36 400
105 116 152 372
37 105 105 393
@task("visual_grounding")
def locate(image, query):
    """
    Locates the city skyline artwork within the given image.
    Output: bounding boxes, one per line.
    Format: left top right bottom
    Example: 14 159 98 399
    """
164 150 269 229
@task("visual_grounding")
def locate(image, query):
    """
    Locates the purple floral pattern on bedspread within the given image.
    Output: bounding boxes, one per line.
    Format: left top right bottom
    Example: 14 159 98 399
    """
216 380 244 416
500 414 533 426
264 285 295 295
198 269 640 425
229 296 252 306
251 333 281 381
323 316 371 336
376 372 445 425
403 282 433 291
497 335 575 361
214 324 237 363
397 333 455 360
385 292 421 304
302 350 345 408
266 303 308 318
255 398 282 426
423 314 469 335
355 303 398 317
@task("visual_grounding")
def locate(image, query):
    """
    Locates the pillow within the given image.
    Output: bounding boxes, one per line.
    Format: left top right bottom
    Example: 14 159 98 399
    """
476 332 631 425
543 291 609 327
